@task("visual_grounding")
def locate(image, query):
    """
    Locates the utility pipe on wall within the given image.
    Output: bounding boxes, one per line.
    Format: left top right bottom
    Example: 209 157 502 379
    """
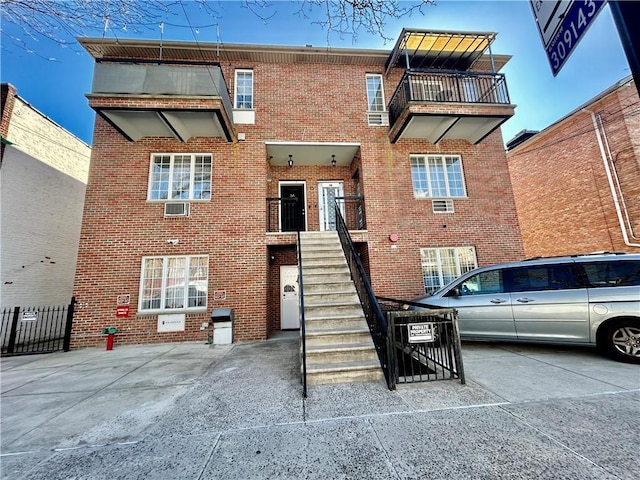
583 108 640 248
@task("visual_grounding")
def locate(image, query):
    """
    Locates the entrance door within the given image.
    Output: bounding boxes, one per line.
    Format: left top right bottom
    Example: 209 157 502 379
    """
280 265 300 329
318 181 344 231
280 184 306 232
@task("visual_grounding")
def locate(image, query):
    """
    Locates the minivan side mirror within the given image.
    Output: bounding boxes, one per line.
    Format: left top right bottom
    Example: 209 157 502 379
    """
447 286 461 297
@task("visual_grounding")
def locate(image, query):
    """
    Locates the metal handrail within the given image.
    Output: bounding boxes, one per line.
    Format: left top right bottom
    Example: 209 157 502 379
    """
296 230 307 398
388 69 510 125
334 202 393 389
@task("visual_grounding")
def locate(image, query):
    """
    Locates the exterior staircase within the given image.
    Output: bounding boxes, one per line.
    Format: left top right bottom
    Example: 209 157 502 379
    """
299 231 384 385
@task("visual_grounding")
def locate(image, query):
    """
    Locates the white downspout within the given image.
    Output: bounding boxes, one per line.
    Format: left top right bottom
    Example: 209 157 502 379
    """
583 108 640 247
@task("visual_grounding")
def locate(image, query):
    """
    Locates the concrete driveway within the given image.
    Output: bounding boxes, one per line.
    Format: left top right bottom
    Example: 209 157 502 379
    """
1 337 638 479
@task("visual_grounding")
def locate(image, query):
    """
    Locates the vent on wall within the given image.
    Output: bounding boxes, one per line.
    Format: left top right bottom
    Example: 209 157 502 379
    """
164 202 190 217
432 199 454 213
367 111 389 126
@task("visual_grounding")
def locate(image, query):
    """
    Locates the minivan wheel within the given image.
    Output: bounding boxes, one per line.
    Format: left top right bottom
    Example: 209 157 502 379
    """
600 319 640 364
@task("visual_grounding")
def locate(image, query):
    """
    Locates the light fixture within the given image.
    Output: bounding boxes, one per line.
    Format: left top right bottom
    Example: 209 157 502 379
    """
331 155 336 167
288 155 293 168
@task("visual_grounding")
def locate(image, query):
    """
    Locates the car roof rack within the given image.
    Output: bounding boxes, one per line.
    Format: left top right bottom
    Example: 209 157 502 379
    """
522 252 627 262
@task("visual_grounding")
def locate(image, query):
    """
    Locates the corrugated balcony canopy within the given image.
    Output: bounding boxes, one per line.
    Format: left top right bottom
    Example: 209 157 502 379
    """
385 29 497 74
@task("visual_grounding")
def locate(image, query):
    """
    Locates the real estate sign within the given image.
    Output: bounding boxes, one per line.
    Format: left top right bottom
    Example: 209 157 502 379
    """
531 0 607 76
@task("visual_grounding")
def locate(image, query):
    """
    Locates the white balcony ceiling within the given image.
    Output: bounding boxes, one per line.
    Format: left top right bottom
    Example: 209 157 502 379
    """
266 142 360 166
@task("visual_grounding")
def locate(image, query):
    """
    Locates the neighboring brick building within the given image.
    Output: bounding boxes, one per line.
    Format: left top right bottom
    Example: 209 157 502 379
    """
1 84 91 308
72 29 524 348
507 76 640 258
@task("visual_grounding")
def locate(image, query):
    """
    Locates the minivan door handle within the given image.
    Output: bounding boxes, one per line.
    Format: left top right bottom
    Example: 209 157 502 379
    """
490 298 507 304
516 297 535 303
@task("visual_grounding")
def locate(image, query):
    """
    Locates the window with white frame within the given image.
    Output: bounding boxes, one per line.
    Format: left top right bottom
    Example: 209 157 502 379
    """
410 155 466 198
366 74 385 111
148 153 212 201
366 74 389 126
139 255 208 312
420 247 477 293
235 69 253 109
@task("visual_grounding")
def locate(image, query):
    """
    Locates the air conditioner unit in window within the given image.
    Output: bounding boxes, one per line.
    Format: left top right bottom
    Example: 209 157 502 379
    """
367 111 389 126
432 199 454 213
164 202 190 217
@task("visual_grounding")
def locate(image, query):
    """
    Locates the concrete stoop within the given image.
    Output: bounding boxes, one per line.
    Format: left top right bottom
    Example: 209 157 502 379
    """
299 231 384 385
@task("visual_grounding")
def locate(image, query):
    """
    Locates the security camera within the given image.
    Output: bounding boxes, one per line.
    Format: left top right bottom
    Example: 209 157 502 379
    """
167 239 179 245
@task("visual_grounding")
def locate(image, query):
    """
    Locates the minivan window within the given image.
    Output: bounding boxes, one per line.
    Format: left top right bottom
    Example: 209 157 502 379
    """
580 260 640 287
457 269 503 296
506 264 581 292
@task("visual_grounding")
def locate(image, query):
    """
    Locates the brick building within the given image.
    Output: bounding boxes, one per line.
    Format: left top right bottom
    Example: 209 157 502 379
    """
72 29 524 349
507 76 640 257
1 84 91 308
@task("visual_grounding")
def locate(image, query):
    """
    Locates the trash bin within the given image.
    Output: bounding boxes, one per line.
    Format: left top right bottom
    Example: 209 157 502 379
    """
211 308 233 345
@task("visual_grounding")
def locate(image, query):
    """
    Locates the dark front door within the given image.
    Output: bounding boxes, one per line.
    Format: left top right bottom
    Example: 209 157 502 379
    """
280 184 305 232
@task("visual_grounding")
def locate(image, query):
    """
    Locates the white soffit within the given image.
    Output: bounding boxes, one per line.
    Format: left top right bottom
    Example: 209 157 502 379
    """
266 142 360 166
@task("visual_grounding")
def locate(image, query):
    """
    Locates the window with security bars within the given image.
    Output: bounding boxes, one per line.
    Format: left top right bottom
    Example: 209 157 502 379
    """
139 255 208 312
420 247 477 294
148 153 212 201
411 155 466 198
235 69 253 109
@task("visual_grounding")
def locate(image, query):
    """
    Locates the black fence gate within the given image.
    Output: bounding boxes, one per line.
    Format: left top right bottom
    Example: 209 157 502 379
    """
1 297 75 356
383 307 465 388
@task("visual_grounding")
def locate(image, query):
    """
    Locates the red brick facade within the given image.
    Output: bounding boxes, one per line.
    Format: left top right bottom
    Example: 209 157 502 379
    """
507 78 640 257
72 38 524 348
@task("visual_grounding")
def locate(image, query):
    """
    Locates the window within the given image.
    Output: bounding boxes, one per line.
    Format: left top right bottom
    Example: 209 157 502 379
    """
411 155 466 198
421 247 477 293
580 260 640 287
366 74 388 126
148 153 212 201
139 256 208 312
458 269 504 296
506 264 581 292
366 74 385 111
235 69 253 109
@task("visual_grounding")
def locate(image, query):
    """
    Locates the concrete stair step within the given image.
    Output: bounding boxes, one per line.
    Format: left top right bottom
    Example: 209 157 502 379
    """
303 273 352 285
303 281 355 294
305 360 384 385
305 343 379 363
302 265 350 276
305 328 372 346
301 257 346 267
304 312 366 323
304 303 363 316
304 291 359 304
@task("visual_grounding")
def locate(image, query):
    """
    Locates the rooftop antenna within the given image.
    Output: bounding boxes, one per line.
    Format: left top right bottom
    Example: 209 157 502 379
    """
159 22 164 62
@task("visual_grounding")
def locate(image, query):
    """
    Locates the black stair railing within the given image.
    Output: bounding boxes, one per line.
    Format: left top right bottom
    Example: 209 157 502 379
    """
334 203 394 389
296 229 308 398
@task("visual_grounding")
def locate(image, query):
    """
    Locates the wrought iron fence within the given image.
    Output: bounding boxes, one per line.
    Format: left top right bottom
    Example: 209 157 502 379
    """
336 196 366 231
266 197 300 233
1 298 75 356
378 298 465 387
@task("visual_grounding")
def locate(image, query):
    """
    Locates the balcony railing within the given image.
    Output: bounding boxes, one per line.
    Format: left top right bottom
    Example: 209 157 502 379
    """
388 70 510 125
266 196 366 233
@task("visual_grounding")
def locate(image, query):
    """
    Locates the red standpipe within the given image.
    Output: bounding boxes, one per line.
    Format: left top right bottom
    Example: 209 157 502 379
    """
106 333 115 350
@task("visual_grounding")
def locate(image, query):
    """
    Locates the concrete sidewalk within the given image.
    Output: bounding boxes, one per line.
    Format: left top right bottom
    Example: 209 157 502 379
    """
1 336 638 479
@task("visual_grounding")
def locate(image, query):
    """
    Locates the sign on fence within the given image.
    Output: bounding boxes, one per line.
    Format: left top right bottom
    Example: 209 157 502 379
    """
407 322 435 343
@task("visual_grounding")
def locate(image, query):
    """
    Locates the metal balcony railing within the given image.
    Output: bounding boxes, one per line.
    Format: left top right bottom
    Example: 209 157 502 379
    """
266 196 366 233
388 70 511 125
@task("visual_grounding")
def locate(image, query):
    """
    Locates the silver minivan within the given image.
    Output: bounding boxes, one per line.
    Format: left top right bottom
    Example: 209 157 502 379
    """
411 253 640 363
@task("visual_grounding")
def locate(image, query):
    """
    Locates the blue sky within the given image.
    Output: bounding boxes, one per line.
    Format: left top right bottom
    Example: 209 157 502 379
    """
0 0 630 146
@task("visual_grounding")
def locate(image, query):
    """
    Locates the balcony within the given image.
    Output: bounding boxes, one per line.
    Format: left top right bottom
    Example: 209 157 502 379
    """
388 70 514 144
267 196 366 233
384 29 515 144
86 61 234 142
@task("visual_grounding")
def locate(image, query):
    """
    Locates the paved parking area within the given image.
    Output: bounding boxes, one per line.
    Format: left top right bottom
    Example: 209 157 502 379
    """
1 337 638 479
